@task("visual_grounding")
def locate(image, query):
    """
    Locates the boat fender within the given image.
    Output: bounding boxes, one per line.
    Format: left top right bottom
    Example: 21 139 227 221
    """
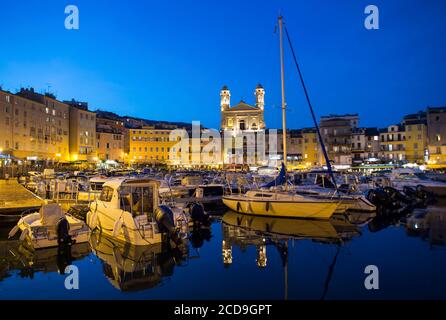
56 217 72 246
112 216 124 237
8 224 20 239
88 210 98 230
19 228 29 241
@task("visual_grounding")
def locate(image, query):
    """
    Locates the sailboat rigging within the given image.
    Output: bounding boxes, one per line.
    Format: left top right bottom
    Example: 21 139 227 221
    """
282 21 337 189
221 15 340 219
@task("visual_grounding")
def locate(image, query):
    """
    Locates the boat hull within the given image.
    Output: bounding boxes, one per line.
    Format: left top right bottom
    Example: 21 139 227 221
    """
87 208 163 246
222 196 338 219
17 213 89 250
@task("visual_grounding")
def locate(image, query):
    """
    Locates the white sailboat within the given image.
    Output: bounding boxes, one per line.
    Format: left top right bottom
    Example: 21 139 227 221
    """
223 16 340 219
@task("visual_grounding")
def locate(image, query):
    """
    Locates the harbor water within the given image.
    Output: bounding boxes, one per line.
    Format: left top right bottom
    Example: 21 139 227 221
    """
1 202 446 300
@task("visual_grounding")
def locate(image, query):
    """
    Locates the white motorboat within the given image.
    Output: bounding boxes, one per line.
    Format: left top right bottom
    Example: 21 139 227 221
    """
86 178 191 246
77 175 109 202
388 168 446 197
8 203 89 250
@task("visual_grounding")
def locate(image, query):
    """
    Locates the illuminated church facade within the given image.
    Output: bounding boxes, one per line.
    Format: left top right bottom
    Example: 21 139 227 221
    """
220 84 266 132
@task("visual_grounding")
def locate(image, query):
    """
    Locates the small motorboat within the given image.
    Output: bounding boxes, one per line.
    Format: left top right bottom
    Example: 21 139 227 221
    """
86 178 202 246
8 203 90 250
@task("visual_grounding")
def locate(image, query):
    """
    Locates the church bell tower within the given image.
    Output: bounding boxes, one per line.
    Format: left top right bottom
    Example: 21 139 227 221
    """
220 85 230 111
255 84 265 110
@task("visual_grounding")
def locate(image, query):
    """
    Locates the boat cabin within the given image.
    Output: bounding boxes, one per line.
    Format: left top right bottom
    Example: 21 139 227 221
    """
98 179 160 218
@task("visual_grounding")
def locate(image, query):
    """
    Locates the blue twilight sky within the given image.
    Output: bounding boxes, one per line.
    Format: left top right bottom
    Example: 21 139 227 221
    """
0 0 445 130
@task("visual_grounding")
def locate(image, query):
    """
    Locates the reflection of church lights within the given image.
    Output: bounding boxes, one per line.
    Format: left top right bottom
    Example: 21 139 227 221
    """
222 240 233 265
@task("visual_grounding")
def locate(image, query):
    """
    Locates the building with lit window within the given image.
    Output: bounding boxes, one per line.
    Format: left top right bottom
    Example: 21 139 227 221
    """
403 112 428 164
0 88 70 162
379 124 406 163
64 100 97 162
319 114 359 167
129 126 177 164
427 107 446 167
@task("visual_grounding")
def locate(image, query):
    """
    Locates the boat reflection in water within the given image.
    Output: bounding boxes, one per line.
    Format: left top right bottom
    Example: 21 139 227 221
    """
404 207 446 247
221 211 365 299
0 240 90 281
89 232 189 292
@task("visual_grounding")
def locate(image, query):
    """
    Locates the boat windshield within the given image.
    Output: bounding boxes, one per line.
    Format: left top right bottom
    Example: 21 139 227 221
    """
119 185 155 217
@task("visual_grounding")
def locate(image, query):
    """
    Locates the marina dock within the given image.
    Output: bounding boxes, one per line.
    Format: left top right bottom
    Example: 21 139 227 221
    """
0 180 44 219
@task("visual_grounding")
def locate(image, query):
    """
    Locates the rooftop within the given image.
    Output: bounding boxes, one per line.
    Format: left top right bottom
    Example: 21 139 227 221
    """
226 100 260 111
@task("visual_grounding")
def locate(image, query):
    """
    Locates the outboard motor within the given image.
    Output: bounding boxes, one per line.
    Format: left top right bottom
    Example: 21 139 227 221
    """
188 202 208 224
415 184 434 202
154 205 181 245
56 217 72 246
383 187 411 204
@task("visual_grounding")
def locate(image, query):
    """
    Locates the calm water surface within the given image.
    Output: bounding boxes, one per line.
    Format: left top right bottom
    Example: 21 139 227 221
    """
1 203 446 300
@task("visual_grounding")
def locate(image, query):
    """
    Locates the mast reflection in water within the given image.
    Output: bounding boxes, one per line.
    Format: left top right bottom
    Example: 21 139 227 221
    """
221 211 363 299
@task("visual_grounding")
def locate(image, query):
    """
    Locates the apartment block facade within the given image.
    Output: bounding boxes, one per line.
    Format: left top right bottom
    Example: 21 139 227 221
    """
319 114 359 167
0 88 70 161
96 116 128 162
129 126 177 164
427 107 446 167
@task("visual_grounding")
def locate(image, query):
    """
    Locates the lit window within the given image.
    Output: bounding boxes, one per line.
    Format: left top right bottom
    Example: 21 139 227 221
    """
436 134 441 142
373 136 378 141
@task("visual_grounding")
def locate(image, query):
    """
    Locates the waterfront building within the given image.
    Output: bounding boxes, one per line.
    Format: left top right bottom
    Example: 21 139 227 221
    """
300 128 319 167
319 114 359 168
426 107 446 167
129 126 177 164
274 130 302 168
64 100 97 162
403 112 428 164
96 129 125 162
96 116 129 160
1 88 71 162
0 89 13 157
351 127 380 165
379 124 406 163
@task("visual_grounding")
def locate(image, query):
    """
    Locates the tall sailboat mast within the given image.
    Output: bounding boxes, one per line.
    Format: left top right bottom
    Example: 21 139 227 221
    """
278 16 287 167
